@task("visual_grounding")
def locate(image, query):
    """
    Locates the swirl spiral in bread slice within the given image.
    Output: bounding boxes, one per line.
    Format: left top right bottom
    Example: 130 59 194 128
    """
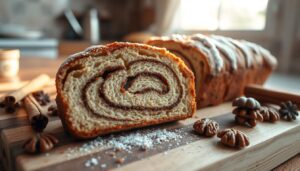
56 42 196 139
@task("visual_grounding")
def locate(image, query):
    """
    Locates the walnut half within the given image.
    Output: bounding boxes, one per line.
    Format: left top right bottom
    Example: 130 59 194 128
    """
217 128 249 149
193 118 219 137
232 96 263 127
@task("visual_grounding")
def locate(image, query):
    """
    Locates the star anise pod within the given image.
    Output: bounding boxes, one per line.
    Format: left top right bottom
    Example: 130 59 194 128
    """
279 101 299 121
217 128 249 149
0 99 20 113
32 91 51 106
0 101 5 108
193 118 219 137
23 133 59 153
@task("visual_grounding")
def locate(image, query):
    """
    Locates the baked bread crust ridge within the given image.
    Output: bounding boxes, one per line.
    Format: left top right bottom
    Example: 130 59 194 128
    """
147 34 277 108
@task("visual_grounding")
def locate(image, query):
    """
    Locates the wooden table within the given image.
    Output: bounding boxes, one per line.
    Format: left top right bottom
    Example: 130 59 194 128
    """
0 57 299 171
0 57 64 82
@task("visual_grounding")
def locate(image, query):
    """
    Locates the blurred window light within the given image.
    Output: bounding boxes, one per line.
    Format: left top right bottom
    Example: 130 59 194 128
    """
179 0 269 30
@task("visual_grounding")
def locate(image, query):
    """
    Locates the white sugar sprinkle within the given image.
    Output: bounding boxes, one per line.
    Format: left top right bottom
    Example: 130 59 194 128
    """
101 164 107 168
85 157 99 167
67 128 184 168
67 128 183 157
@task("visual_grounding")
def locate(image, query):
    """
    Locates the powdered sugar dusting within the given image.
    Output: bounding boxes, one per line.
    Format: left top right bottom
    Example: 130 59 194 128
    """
85 157 99 167
66 128 188 169
67 128 183 158
106 129 182 151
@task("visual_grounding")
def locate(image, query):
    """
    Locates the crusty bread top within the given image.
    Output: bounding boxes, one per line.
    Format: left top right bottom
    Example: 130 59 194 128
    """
56 42 195 89
148 34 277 76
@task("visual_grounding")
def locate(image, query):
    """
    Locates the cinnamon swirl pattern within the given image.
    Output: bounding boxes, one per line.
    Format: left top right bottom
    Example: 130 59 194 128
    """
56 42 196 139
148 34 277 108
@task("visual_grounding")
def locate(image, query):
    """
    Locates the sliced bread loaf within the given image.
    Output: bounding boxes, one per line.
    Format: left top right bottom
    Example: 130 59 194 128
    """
56 42 196 139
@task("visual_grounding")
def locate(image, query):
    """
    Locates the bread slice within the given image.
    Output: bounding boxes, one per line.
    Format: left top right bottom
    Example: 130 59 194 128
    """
147 34 277 108
56 42 196 139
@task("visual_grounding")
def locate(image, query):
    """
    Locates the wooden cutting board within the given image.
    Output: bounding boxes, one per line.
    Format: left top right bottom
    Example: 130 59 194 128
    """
0 92 299 171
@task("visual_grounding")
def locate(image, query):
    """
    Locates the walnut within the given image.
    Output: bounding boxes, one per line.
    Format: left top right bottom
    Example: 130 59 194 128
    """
115 157 125 164
193 118 219 137
279 101 299 121
232 97 263 127
23 133 59 153
260 105 280 122
232 96 260 109
217 128 249 148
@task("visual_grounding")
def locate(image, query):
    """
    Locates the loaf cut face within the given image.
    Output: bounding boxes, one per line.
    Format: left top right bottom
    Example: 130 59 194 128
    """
148 34 277 108
56 42 196 138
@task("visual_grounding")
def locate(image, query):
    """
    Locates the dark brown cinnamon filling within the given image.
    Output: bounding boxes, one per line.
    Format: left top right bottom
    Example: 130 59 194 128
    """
82 59 183 115
81 66 128 121
121 72 169 94
62 64 84 88
61 57 184 121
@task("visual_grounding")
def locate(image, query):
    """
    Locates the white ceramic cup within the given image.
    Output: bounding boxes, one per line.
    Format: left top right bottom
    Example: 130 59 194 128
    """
0 49 20 78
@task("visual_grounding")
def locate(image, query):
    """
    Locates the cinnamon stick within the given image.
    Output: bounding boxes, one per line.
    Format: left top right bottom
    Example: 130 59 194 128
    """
43 85 57 96
24 95 49 132
47 102 58 116
0 74 50 113
245 84 300 107
32 91 51 106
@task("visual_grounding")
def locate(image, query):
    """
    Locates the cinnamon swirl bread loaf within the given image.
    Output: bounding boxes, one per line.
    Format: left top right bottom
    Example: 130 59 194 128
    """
56 42 196 139
147 34 277 108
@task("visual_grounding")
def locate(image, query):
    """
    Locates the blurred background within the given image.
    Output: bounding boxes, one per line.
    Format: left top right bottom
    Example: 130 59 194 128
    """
0 0 299 75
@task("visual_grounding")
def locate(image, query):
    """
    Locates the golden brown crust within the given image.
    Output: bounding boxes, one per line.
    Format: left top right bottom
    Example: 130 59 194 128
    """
148 38 209 108
147 35 277 108
56 42 196 139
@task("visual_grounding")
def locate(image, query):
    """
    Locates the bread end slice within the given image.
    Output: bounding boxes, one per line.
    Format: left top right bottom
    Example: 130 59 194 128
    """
56 42 196 139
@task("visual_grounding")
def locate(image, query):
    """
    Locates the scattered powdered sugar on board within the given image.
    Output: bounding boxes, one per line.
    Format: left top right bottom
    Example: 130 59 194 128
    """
85 157 99 167
66 128 187 169
67 128 184 157
100 164 107 168
105 129 183 151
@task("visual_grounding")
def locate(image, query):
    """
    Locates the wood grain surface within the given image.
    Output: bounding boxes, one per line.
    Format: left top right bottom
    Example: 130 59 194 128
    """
1 102 299 171
0 57 299 171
